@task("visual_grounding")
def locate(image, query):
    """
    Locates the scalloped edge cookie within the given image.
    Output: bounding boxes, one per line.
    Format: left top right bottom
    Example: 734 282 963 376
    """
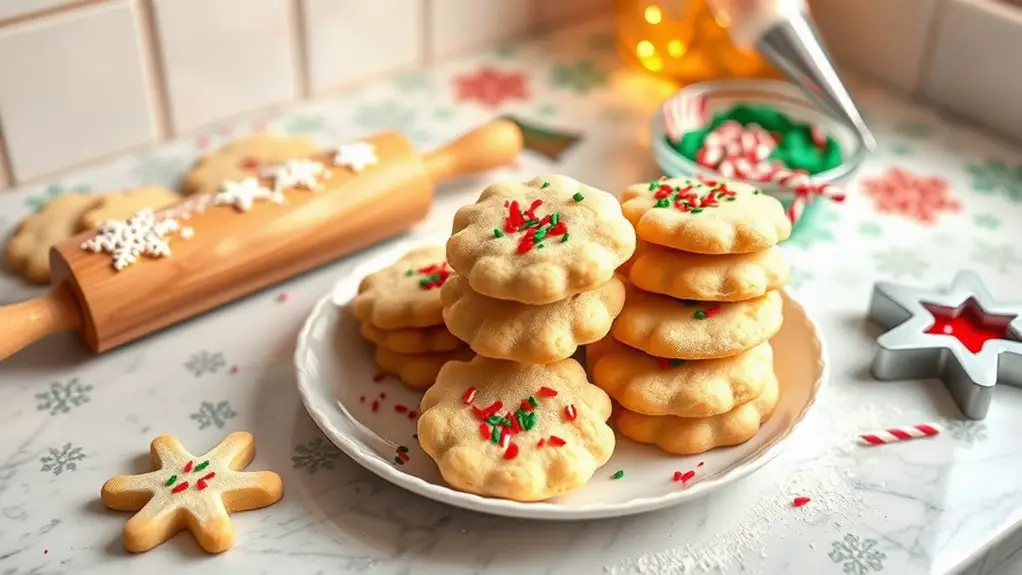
612 283 783 360
591 336 774 417
621 177 790 254
360 322 463 354
447 175 635 304
351 245 449 329
441 274 625 364
629 240 789 302
375 346 474 390
418 356 614 501
614 373 779 455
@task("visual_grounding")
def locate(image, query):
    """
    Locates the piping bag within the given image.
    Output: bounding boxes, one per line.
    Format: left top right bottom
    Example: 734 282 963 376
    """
704 0 877 151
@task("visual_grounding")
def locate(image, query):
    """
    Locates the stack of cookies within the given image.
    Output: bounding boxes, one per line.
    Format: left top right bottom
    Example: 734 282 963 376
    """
588 177 791 455
351 245 474 389
415 175 636 501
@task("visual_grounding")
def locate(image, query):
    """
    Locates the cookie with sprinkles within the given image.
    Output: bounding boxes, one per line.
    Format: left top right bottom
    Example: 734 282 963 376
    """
351 245 451 329
612 282 783 360
614 374 779 455
441 273 626 364
182 133 319 196
628 240 789 302
621 177 790 254
374 345 475 390
361 322 464 354
447 175 636 305
417 356 615 501
100 432 283 553
590 335 774 418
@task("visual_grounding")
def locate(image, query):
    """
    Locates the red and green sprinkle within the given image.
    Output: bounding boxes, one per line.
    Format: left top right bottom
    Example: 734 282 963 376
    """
167 460 215 494
649 179 737 212
465 385 572 461
415 262 451 290
496 199 570 254
611 469 625 480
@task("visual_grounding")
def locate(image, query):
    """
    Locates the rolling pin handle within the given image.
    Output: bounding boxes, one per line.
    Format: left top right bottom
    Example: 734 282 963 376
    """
423 119 524 183
0 283 83 362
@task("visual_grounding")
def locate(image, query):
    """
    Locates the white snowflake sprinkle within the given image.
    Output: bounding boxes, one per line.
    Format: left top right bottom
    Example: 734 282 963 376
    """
333 142 378 173
213 178 283 212
265 159 330 192
80 209 180 271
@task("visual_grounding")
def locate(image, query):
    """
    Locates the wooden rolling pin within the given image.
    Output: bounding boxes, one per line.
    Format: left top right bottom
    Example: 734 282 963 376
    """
0 120 523 361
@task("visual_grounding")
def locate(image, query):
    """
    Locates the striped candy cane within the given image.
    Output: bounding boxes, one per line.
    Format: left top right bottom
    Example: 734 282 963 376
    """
860 423 941 446
663 92 707 142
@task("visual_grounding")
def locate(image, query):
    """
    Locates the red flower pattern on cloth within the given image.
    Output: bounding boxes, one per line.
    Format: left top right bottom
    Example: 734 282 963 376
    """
860 167 961 224
454 67 529 109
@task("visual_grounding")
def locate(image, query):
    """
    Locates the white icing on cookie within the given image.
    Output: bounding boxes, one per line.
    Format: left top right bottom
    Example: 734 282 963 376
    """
265 158 331 192
212 178 283 212
80 208 180 271
333 142 378 172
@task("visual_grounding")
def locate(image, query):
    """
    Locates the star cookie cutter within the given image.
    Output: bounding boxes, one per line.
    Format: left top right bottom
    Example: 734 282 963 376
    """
867 270 1022 420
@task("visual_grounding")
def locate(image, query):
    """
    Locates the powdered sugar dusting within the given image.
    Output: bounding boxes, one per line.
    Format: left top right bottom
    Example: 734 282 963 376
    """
605 399 897 574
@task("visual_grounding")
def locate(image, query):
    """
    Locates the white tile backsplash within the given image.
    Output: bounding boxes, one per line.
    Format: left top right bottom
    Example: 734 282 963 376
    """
537 0 612 28
151 0 298 133
301 0 422 94
809 0 942 93
0 0 75 23
921 0 1022 142
429 0 534 59
0 1 156 181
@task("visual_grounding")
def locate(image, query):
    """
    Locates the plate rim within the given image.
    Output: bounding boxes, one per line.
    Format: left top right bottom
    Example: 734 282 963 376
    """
294 240 831 520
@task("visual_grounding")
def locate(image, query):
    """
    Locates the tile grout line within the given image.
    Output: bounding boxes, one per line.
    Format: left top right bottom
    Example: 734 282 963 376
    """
290 0 310 99
912 0 952 96
0 117 16 186
421 0 434 67
0 0 109 29
133 0 173 139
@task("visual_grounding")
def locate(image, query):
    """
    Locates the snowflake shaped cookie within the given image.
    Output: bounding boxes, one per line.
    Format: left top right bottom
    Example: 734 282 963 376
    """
264 158 331 192
417 356 615 501
80 208 180 271
333 142 378 172
213 177 283 212
101 432 283 553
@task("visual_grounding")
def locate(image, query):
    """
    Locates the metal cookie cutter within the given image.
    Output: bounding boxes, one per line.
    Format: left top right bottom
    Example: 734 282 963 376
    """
867 270 1022 420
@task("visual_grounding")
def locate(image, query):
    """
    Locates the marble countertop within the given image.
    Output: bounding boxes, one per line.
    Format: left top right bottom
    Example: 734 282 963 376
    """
2 19 1022 575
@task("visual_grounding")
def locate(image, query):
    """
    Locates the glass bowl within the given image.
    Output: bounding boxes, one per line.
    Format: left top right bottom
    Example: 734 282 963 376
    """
650 79 867 209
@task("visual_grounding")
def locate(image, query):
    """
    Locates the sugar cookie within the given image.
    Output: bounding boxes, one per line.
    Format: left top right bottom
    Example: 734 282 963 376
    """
77 187 182 231
5 193 100 283
612 283 783 360
351 245 450 329
375 345 474 390
614 375 779 455
182 133 319 196
441 273 625 364
591 336 774 417
100 432 283 553
360 322 463 354
621 177 790 254
629 240 789 302
447 175 636 304
418 356 614 501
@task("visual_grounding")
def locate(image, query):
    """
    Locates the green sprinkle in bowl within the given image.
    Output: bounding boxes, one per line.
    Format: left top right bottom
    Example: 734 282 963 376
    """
651 79 867 221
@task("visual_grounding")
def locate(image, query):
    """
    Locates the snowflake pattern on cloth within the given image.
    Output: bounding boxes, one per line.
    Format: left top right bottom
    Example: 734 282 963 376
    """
190 401 237 430
80 209 182 270
872 246 930 280
40 443 85 475
549 60 609 94
35 379 93 415
453 66 529 109
291 437 342 474
185 351 226 377
333 142 378 173
970 240 1022 274
943 420 988 445
966 158 1022 204
829 533 886 574
213 178 283 212
860 167 960 224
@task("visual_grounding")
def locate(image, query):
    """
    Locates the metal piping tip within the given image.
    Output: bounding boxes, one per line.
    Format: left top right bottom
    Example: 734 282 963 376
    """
756 12 877 151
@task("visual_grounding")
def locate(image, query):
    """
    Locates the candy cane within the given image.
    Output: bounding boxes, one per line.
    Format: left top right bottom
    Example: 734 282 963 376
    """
860 423 941 446
664 93 707 142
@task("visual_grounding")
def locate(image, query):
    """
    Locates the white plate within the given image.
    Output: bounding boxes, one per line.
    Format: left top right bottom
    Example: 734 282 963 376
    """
295 239 828 520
